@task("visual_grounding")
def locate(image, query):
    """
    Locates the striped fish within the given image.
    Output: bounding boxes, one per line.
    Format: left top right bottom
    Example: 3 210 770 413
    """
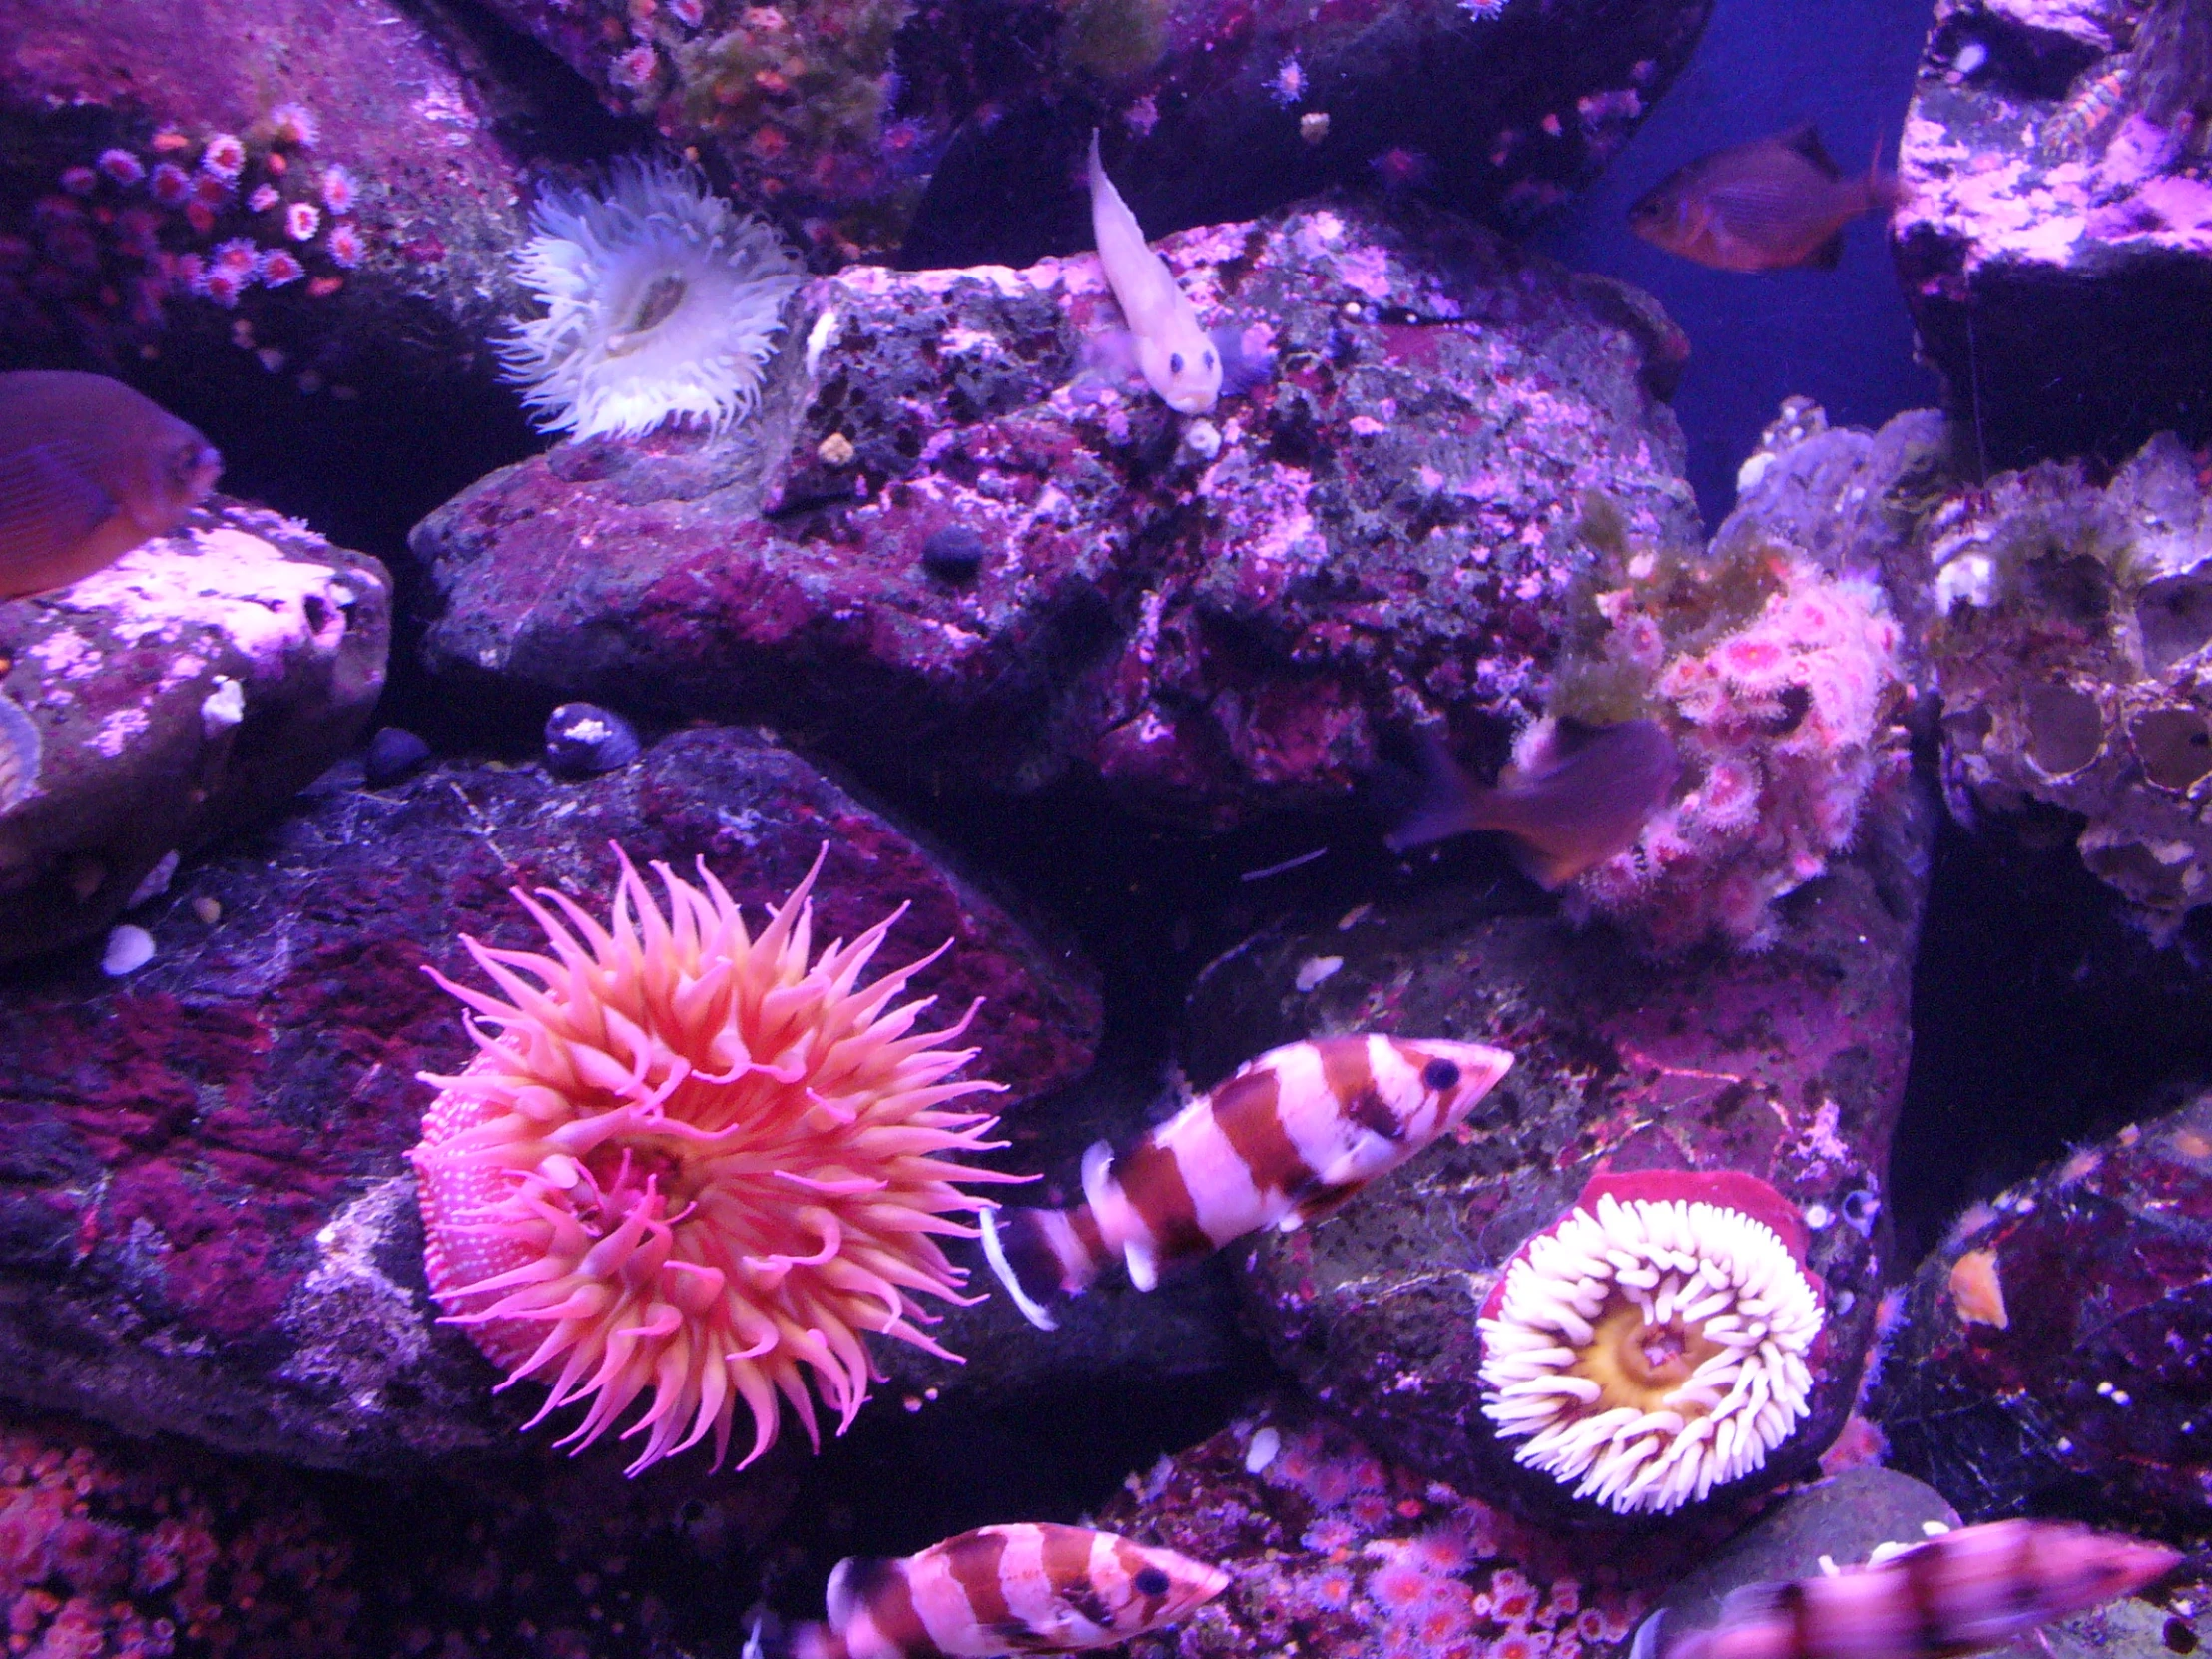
1651 1519 2179 1659
780 1523 1230 1659
982 1034 1514 1329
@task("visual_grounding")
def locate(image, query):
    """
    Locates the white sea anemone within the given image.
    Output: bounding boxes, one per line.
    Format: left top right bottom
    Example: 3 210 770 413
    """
498 156 805 440
1478 1188 1824 1514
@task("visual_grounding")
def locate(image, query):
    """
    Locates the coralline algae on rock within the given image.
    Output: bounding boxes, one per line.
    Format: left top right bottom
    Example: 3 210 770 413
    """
1930 430 2212 922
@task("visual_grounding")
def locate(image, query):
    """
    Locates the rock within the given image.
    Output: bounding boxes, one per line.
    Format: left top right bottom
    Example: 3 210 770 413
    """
410 197 1697 830
0 498 390 966
1083 1392 1718 1659
1927 430 2212 924
1175 772 1936 1523
1872 1084 2212 1533
0 0 573 546
463 0 1710 263
0 726 1104 1471
1893 0 2212 470
1630 1467 1960 1659
0 1396 805 1659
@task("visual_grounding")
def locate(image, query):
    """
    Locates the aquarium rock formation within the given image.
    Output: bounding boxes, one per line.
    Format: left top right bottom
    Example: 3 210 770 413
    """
0 501 389 963
410 197 1697 830
1873 1084 2212 1532
1894 0 2212 468
461 0 1712 262
1174 757 1934 1522
1929 430 2212 923
0 727 1102 1470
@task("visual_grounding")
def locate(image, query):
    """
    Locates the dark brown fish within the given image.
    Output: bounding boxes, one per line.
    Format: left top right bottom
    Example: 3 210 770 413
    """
0 371 223 598
1384 718 1680 887
1628 125 1903 273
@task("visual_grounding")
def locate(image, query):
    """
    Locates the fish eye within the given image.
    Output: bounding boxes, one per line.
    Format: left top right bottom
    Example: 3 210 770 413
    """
1422 1058 1460 1091
1134 1567 1171 1597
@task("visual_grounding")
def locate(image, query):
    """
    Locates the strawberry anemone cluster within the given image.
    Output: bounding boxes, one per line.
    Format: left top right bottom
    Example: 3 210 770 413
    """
411 847 1018 1475
1477 1170 1825 1516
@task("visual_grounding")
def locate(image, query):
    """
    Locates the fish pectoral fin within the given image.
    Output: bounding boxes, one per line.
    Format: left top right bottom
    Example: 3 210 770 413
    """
1291 1180 1366 1226
1122 1236 1160 1292
1507 837 1587 892
1806 229 1847 271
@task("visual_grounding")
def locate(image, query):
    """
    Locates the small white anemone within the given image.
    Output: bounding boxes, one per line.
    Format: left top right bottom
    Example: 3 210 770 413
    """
498 155 805 440
1478 1190 1824 1515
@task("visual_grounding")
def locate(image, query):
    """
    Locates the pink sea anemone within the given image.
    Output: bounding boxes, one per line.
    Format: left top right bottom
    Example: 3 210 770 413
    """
201 133 247 182
149 163 193 207
326 221 364 269
269 103 319 147
285 201 321 242
410 846 1019 1475
318 165 356 214
261 250 305 288
97 149 146 185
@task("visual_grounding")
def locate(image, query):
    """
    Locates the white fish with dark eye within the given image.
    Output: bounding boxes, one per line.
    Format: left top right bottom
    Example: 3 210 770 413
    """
0 371 222 598
774 1523 1230 1659
983 1033 1513 1329
1650 1518 2179 1659
1085 132 1222 414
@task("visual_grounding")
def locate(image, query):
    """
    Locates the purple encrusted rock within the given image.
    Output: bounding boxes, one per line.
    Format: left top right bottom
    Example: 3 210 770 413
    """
1872 1087 2212 1533
460 0 1710 263
0 726 1103 1470
1893 0 2212 469
410 196 1697 830
1169 771 1935 1525
0 498 390 965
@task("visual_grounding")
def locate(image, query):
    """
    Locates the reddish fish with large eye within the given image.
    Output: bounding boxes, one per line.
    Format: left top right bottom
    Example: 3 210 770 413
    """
775 1523 1231 1659
982 1035 1514 1328
1646 1518 2179 1659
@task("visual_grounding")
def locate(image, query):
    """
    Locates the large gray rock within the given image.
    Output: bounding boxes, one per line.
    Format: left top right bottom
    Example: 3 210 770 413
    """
0 499 389 964
410 197 1697 829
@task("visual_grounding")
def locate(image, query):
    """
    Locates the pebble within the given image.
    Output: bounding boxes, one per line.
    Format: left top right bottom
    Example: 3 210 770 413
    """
544 703 642 778
192 896 223 926
920 525 988 583
101 925 155 976
364 726 433 786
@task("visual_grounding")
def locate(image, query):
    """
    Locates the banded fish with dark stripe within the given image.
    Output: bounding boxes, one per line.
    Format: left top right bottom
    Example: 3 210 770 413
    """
981 1034 1513 1329
1641 1518 2179 1659
763 1523 1230 1659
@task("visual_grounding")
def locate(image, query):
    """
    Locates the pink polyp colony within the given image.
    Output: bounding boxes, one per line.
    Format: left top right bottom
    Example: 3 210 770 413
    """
410 848 1020 1475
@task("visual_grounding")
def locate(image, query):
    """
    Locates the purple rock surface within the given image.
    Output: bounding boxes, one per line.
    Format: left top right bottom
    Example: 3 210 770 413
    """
0 499 389 965
463 0 1711 263
1873 1086 2212 1533
410 197 1696 830
1894 0 2212 468
1171 763 1933 1524
0 726 1102 1471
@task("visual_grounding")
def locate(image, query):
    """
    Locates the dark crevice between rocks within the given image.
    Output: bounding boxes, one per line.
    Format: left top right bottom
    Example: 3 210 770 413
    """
1889 806 2212 1273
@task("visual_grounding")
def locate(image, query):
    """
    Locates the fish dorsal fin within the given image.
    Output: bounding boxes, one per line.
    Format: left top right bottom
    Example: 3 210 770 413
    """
1780 122 1840 180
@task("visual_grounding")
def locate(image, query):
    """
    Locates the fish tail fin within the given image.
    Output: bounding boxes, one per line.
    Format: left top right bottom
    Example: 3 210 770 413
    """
1383 727 1490 853
981 1202 1101 1330
785 1622 846 1659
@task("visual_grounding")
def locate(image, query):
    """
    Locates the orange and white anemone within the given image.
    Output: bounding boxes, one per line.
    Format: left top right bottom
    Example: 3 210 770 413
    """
411 846 1020 1475
1477 1170 1824 1514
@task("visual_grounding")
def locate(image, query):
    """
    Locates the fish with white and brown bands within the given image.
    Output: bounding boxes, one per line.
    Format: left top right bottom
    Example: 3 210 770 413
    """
1642 1519 2180 1659
1628 124 1906 274
777 1524 1231 1659
981 1034 1513 1329
0 371 223 598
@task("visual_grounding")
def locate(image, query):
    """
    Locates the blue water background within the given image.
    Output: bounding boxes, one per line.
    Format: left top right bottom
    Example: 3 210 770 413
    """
1534 0 1941 527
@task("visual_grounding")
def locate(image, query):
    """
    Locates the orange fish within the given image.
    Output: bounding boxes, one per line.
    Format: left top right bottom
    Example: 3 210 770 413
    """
1384 718 1679 887
0 371 223 598
1628 125 1904 273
